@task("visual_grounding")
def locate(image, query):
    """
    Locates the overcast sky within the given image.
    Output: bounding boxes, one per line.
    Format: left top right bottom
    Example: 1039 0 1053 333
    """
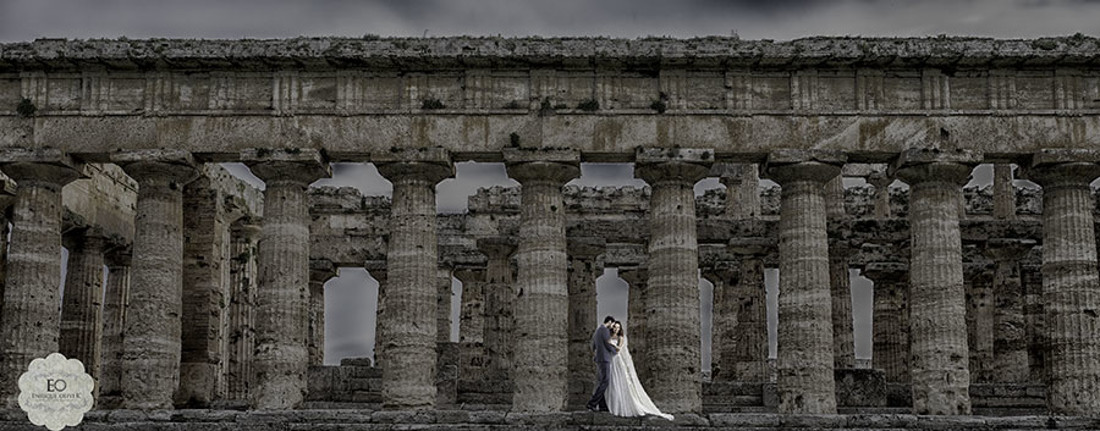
28 1 1096 369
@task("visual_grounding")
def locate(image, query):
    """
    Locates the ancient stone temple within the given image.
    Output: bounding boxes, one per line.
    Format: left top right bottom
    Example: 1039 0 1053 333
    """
0 36 1099 429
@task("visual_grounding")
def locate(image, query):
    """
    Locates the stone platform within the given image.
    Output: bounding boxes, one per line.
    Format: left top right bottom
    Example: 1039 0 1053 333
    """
0 410 1097 430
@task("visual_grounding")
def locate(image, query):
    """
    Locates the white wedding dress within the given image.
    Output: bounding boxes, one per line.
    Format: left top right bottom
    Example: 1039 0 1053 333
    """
605 335 674 420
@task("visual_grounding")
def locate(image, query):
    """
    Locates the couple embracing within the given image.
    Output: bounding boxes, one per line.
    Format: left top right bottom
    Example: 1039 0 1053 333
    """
585 316 673 420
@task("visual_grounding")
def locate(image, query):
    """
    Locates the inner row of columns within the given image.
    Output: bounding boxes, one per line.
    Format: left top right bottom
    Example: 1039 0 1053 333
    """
0 147 1096 418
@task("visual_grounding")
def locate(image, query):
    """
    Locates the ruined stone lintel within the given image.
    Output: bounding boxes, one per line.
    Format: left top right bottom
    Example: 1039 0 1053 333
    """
982 238 1036 384
504 153 578 412
1021 155 1100 415
634 148 711 415
112 154 198 410
246 150 331 410
376 153 454 410
763 156 843 415
893 152 977 416
309 259 338 368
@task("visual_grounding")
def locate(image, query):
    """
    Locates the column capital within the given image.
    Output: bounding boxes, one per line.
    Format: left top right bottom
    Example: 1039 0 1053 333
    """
452 267 486 285
309 259 338 284
0 148 85 186
503 149 579 185
111 149 198 184
374 148 453 184
701 261 740 285
982 238 1036 262
763 150 844 185
477 236 517 259
891 148 981 186
634 148 712 185
230 216 264 241
104 245 132 269
242 148 330 184
963 262 994 284
714 163 755 185
567 237 606 260
62 226 109 251
861 262 908 286
1021 150 1100 187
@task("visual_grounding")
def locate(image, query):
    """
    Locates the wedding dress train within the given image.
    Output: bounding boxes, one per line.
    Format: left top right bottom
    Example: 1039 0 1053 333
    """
605 335 674 420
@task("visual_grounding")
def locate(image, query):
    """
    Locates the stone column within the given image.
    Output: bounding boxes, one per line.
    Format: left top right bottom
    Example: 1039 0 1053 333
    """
965 263 995 384
867 173 893 218
1021 263 1046 384
454 268 487 397
98 249 131 409
477 237 516 388
177 173 232 407
635 148 711 414
226 220 261 402
0 181 15 316
984 238 1034 383
370 268 387 368
375 148 453 409
438 266 453 343
764 151 843 414
728 238 771 382
893 149 978 415
244 149 330 410
111 150 197 410
703 262 739 382
566 237 605 410
718 163 759 219
864 262 910 383
619 266 649 385
0 152 82 407
309 259 337 367
829 242 856 369
59 228 107 381
992 163 1016 220
1024 152 1100 414
504 148 579 412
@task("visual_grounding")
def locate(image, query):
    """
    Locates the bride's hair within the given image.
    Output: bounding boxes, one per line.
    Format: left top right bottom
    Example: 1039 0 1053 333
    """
612 321 625 337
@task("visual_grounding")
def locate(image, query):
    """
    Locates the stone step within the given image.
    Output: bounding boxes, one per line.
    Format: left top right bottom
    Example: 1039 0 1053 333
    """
702 395 764 407
702 381 765 396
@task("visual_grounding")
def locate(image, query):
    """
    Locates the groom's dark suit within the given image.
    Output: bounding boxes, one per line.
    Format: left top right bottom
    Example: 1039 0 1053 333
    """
586 325 618 411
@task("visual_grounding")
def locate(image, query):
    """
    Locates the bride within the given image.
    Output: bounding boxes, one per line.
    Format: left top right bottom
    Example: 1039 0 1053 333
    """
604 321 674 420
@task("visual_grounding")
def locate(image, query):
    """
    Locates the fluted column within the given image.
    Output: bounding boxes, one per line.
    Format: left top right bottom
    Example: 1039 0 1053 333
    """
728 238 771 383
438 266 453 343
829 242 856 369
965 263 995 384
893 149 977 415
375 149 453 409
867 173 893 218
864 263 910 383
370 268 388 368
245 149 330 410
477 237 516 388
992 163 1016 220
0 152 82 407
566 238 605 410
764 152 842 414
436 265 457 407
454 268 487 397
111 150 197 409
505 149 579 412
309 259 337 367
0 183 14 316
619 266 649 385
98 249 131 409
983 238 1034 383
226 220 261 401
718 163 759 219
1021 263 1046 383
635 148 711 414
703 262 739 382
59 229 107 382
1024 154 1100 414
177 173 232 407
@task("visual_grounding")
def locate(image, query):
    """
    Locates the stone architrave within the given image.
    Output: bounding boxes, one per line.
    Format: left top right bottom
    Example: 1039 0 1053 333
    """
703 262 740 382
566 237 605 410
864 262 910 383
983 238 1035 383
0 151 83 408
727 238 771 382
619 266 649 385
112 149 197 410
226 220 260 402
59 228 107 383
477 237 516 388
98 248 131 409
635 147 712 414
965 262 995 384
893 148 979 415
764 150 844 415
244 149 331 410
309 259 337 367
375 148 453 409
176 173 232 407
1023 150 1100 415
504 148 579 413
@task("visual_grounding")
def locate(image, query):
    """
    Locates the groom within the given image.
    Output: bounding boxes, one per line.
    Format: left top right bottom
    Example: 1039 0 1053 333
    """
586 315 619 412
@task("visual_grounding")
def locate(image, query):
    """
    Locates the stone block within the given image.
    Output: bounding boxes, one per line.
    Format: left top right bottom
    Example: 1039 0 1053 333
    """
886 382 913 407
762 383 778 408
834 368 887 407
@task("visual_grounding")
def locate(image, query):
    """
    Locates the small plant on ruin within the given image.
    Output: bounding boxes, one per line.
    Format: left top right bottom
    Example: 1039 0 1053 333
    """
650 99 667 114
509 132 521 147
577 99 600 112
16 98 36 118
421 98 446 110
538 97 555 116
